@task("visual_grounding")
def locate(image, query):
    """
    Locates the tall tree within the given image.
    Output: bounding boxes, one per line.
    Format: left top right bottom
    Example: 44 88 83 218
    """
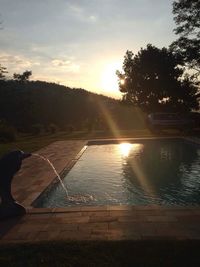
117 44 199 112
170 0 200 78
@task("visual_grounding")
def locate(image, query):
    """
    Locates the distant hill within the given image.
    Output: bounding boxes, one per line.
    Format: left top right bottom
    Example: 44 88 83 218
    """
0 80 146 133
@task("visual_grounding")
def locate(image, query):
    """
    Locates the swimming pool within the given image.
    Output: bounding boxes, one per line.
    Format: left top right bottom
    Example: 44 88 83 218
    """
34 138 200 207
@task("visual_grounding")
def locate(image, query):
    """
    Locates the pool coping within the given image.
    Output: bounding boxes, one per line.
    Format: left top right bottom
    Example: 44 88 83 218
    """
0 136 200 243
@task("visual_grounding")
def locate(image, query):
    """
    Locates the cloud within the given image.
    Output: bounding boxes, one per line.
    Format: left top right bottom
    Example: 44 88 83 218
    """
0 53 40 70
68 3 98 23
68 4 83 15
51 59 71 67
88 15 97 22
51 59 80 73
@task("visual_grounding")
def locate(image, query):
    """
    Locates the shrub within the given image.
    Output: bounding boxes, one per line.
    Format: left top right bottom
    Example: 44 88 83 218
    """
49 123 58 134
31 124 44 135
0 123 16 142
66 125 75 133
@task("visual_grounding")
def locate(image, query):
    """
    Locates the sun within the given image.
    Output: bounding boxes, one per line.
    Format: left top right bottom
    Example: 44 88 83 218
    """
120 79 125 85
101 61 122 96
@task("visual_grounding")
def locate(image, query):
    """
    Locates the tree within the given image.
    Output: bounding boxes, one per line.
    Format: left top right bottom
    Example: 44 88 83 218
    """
170 0 200 78
13 70 32 82
0 64 8 80
117 44 199 112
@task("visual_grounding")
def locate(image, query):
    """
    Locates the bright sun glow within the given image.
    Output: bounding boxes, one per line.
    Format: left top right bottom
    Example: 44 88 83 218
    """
120 79 125 85
119 143 132 157
101 61 122 95
119 143 143 157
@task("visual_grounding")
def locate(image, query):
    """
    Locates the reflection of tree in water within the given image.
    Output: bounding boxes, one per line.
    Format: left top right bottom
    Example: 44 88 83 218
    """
121 140 200 205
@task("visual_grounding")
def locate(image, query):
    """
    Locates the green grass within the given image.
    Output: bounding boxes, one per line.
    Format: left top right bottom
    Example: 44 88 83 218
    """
0 240 199 267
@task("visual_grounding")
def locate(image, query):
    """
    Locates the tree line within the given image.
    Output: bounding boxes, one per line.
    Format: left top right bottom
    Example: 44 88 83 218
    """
0 74 146 138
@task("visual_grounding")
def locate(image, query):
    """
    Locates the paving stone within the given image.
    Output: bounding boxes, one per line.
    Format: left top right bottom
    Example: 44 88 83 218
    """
27 208 53 213
80 206 109 211
47 231 66 241
89 216 118 223
118 215 147 222
52 224 79 231
2 231 32 241
53 207 82 212
147 215 178 222
82 211 110 217
109 210 136 217
108 222 140 232
33 231 49 241
54 216 90 224
79 222 108 230
53 212 82 218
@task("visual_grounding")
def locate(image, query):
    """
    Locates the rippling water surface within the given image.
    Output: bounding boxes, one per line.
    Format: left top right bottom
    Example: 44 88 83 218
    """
36 139 200 207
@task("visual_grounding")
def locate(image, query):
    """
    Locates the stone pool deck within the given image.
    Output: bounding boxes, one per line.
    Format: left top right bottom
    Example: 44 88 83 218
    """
0 138 200 243
1 206 200 243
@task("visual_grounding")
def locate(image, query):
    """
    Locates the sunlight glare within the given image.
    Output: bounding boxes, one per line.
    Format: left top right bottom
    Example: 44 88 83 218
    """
120 143 132 157
119 143 143 157
120 79 125 85
101 61 122 95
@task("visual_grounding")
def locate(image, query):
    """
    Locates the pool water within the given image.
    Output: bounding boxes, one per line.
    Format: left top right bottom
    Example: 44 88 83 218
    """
35 139 200 207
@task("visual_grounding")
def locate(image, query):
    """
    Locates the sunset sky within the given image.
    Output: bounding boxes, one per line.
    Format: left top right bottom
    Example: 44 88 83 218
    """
0 0 176 98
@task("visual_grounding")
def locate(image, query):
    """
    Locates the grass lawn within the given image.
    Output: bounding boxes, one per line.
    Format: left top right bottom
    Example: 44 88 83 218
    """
0 240 199 267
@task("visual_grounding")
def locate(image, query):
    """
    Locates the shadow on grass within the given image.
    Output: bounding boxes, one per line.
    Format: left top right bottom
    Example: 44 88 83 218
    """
0 240 199 267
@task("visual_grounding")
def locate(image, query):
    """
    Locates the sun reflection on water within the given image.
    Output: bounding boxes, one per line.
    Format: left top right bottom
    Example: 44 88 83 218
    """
119 143 143 157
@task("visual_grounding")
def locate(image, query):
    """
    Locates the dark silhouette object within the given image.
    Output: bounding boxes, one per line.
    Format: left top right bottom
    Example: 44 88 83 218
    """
117 44 199 113
0 150 31 220
13 70 32 83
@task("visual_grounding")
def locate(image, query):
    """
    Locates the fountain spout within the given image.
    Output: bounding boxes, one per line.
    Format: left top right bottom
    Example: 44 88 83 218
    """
0 150 31 220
